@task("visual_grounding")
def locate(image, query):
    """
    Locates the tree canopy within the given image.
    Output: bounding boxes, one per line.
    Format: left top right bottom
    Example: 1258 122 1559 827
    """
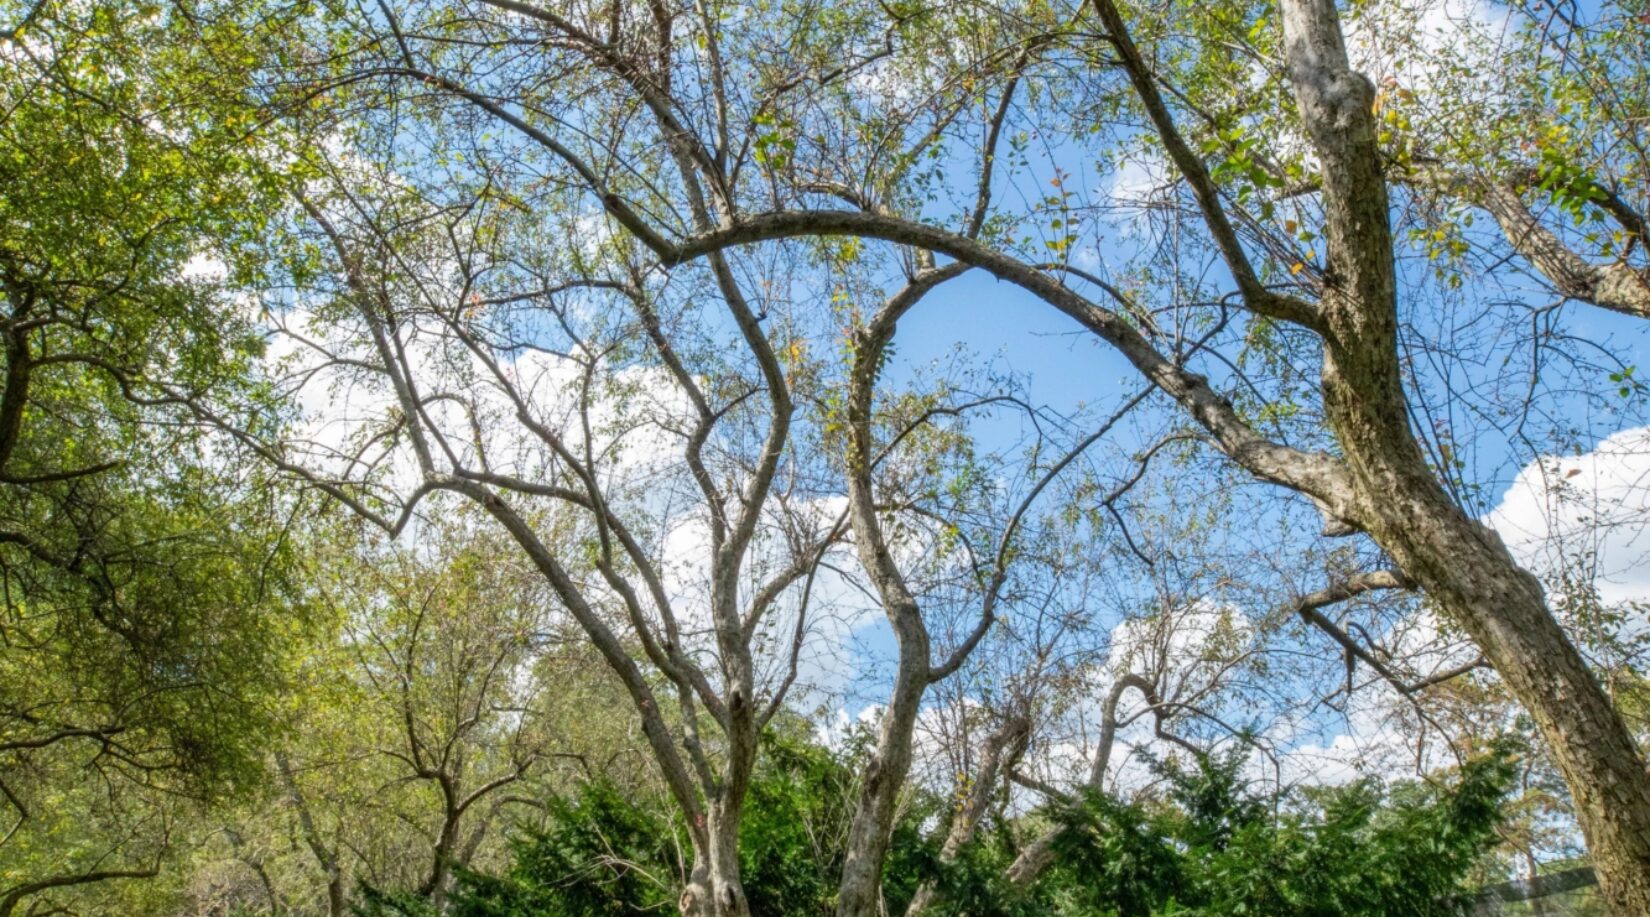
1 0 1647 914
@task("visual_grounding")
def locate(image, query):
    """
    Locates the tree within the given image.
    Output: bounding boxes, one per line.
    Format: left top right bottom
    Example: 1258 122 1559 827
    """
171 513 658 917
185 113 870 909
275 519 585 914
107 0 1650 911
264 0 1647 908
0 1 309 911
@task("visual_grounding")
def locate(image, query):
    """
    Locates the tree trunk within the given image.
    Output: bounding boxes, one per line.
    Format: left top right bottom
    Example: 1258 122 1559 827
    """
423 791 460 908
835 611 928 917
275 750 346 917
1277 1 1650 912
1339 450 1650 916
681 801 750 917
1353 448 1650 910
837 303 938 917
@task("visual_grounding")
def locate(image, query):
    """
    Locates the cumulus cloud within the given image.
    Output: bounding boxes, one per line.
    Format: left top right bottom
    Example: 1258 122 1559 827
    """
1270 607 1485 788
1007 601 1259 799
1277 425 1650 785
1487 426 1650 606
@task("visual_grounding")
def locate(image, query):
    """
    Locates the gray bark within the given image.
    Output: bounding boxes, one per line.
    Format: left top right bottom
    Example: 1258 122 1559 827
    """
1408 163 1650 318
835 268 966 917
1477 180 1650 318
1275 2 1650 913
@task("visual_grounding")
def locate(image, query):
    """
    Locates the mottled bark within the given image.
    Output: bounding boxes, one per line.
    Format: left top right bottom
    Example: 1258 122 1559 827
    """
1277 2 1650 913
835 268 966 917
680 802 749 917
1476 180 1650 318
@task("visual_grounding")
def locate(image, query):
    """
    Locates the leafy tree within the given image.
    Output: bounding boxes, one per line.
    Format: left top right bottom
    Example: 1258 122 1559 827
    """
0 1 309 910
196 0 1650 908
175 515 643 917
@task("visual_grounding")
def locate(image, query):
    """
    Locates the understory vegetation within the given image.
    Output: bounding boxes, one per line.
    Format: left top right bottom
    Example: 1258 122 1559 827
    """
358 732 1522 917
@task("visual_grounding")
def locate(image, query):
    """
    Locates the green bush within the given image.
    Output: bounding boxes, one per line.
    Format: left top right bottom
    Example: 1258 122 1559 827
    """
431 734 1517 916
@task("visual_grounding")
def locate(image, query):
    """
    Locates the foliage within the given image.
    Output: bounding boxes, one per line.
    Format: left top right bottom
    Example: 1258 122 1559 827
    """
1028 743 1519 916
0 2 312 910
430 733 1516 917
433 729 940 917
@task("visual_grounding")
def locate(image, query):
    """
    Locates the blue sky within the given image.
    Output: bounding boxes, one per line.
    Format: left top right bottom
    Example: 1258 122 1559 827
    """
274 0 1650 810
818 57 1650 790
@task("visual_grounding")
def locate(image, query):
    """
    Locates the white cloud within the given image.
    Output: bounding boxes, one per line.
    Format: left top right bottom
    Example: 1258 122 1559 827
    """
1343 0 1512 94
1104 149 1173 214
1010 602 1258 799
1271 615 1486 788
1487 426 1650 606
180 252 228 282
1275 425 1650 786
